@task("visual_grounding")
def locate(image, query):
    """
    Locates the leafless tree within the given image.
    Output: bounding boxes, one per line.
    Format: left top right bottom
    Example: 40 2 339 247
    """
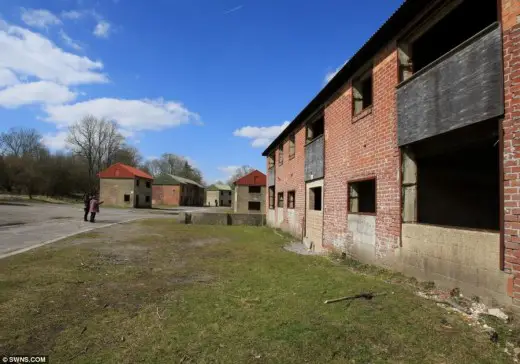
66 115 124 191
144 153 204 184
0 128 43 157
227 165 254 185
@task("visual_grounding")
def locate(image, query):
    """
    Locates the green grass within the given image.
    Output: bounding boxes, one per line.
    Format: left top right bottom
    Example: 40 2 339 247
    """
0 194 79 204
0 219 512 363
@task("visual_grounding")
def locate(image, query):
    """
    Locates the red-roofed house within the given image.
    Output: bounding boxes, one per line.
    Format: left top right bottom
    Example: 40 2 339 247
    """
98 163 154 208
233 170 266 214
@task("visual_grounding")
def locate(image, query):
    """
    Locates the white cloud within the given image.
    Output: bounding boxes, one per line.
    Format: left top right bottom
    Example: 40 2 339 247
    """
93 21 111 38
61 10 83 20
0 21 107 85
41 131 69 150
0 81 76 108
324 60 349 85
21 8 62 29
223 5 244 14
59 29 82 51
233 121 290 148
44 98 200 131
0 69 19 88
218 166 240 178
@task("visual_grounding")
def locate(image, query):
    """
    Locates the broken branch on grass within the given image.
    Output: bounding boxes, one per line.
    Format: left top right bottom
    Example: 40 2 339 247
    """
324 292 386 304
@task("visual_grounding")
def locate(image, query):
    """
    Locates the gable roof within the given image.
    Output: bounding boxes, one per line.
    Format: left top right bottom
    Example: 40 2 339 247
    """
234 170 266 186
262 0 431 156
154 174 204 188
207 183 232 191
98 163 153 180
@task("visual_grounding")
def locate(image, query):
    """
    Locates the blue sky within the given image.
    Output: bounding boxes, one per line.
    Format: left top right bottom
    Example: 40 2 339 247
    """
0 0 403 183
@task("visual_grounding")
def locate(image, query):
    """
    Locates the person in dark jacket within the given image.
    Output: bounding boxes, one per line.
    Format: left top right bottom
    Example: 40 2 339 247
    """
83 193 92 222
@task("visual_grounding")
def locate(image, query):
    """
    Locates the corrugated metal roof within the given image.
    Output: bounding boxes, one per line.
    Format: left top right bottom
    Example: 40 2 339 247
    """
233 170 266 186
98 163 153 180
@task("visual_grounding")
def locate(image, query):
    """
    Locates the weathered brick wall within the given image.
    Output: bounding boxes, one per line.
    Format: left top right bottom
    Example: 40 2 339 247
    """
100 178 134 207
323 45 401 258
502 0 520 308
266 126 306 238
152 185 180 206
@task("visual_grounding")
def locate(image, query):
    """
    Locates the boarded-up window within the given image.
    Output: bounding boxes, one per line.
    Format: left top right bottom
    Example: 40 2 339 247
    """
269 187 275 209
278 145 284 165
248 201 261 211
277 192 284 208
268 154 275 169
288 191 295 209
348 179 376 213
289 134 295 158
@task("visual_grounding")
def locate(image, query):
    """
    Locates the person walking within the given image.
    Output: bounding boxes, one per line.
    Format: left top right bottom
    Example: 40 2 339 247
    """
89 194 104 223
83 193 92 222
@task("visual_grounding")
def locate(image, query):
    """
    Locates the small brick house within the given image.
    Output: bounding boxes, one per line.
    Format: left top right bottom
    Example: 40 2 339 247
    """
205 184 232 207
152 174 204 207
233 170 266 214
263 0 520 310
98 163 153 208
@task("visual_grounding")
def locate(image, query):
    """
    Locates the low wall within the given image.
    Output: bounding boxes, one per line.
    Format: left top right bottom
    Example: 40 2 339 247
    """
184 212 266 226
394 224 510 306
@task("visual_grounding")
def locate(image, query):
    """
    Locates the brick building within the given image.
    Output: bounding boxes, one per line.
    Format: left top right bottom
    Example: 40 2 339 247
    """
233 170 266 214
263 0 520 309
205 184 232 207
98 163 153 208
152 174 204 207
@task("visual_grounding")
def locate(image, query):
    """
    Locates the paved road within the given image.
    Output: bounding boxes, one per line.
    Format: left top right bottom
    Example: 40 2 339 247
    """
0 203 205 258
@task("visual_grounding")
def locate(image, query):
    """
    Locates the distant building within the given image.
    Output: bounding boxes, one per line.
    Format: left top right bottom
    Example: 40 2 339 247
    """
233 170 266 214
152 174 204 206
205 184 232 207
98 163 153 208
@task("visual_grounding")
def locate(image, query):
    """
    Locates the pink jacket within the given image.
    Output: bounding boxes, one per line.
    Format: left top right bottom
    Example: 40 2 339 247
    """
89 198 100 213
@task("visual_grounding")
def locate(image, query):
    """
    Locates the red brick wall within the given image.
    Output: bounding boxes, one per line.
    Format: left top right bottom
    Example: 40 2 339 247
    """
152 185 180 206
323 45 401 256
502 0 520 308
266 126 306 238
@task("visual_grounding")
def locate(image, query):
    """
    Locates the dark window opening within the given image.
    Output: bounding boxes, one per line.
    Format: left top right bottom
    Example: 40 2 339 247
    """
288 191 295 209
348 179 376 213
124 194 130 202
309 186 322 211
248 201 261 211
307 117 324 142
249 186 261 193
277 192 284 208
269 187 275 209
353 70 373 115
409 0 497 75
278 144 284 165
145 196 150 203
220 200 223 206
412 119 499 230
146 181 151 188
289 134 295 158
136 179 140 187
268 154 275 169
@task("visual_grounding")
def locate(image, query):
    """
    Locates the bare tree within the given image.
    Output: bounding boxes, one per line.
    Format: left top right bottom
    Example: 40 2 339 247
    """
66 115 124 191
144 153 204 184
113 145 143 167
227 165 254 185
0 128 43 157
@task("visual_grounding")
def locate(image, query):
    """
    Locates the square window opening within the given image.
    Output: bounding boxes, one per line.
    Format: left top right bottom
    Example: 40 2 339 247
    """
268 154 275 169
353 71 373 115
124 194 130 202
248 201 261 211
145 196 150 203
278 145 284 165
288 191 295 209
269 187 275 209
249 186 261 193
277 192 284 208
146 181 151 188
136 179 140 187
309 186 322 211
348 179 376 214
307 117 324 143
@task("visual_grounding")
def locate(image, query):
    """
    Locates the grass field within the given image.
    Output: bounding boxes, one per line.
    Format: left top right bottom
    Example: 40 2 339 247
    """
0 219 513 363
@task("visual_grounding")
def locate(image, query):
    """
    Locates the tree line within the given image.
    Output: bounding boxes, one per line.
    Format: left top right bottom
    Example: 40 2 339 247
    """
0 115 205 198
